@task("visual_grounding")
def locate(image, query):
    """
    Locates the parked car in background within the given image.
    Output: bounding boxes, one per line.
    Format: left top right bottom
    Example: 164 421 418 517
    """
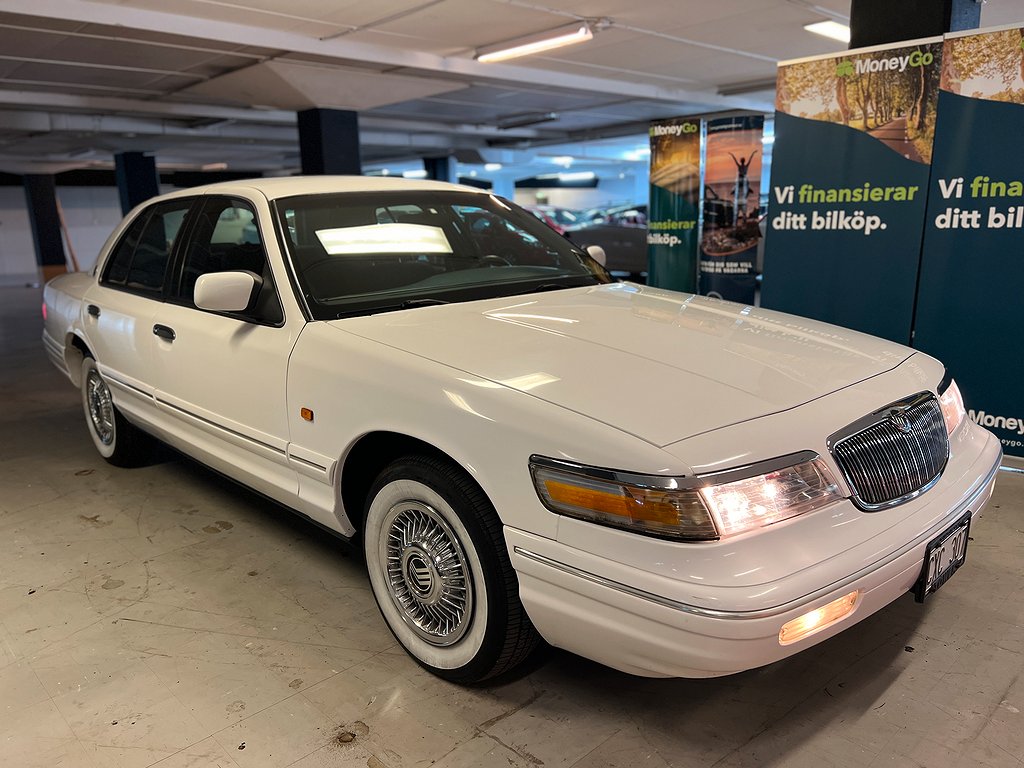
42 177 1001 684
564 203 648 278
524 204 581 235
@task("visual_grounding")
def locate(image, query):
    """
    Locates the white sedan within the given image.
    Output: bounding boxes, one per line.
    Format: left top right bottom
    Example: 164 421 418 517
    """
42 177 1002 682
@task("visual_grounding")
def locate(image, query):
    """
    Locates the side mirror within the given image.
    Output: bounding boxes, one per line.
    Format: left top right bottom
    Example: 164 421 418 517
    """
586 244 607 266
194 271 261 313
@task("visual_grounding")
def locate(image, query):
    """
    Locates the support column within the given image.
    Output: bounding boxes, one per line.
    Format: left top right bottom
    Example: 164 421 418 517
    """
490 174 515 200
424 156 457 183
114 151 160 215
849 0 980 48
22 174 67 282
297 108 361 175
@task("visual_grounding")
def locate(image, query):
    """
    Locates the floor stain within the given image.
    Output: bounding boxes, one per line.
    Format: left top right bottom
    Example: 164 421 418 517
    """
288 678 303 689
216 520 233 530
334 720 370 747
79 514 112 527
74 469 94 476
226 700 246 714
202 526 221 534
101 579 124 590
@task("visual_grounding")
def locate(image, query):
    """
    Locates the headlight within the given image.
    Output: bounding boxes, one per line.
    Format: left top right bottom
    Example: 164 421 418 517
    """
530 454 842 541
938 377 966 435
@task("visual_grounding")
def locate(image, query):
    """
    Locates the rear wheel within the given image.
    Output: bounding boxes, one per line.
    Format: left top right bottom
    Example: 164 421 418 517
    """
363 454 539 682
80 357 152 467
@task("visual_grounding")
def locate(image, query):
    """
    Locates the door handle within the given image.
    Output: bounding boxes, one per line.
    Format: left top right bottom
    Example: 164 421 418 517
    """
87 304 100 318
153 324 176 342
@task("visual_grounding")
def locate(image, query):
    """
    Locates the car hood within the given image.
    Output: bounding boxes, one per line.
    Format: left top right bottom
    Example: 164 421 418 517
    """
329 283 912 447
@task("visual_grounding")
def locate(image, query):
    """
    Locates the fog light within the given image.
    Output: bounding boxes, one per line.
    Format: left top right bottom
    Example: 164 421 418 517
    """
779 591 859 645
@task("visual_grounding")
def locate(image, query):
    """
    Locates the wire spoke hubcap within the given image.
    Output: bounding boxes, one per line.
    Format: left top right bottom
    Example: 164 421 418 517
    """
381 501 473 646
86 370 114 446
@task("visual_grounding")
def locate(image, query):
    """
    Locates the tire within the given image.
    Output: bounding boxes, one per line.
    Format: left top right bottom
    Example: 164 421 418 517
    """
363 454 539 683
80 357 152 467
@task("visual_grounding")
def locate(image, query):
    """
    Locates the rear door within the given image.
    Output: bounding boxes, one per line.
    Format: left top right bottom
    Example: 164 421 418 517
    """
82 198 194 427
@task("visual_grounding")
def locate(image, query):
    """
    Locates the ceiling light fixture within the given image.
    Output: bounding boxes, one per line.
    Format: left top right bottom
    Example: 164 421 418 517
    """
484 163 503 171
476 22 594 63
803 20 851 43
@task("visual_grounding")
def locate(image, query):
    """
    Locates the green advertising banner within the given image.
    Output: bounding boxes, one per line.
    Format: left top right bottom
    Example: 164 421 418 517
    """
913 26 1024 457
762 39 943 343
648 117 701 292
699 115 764 304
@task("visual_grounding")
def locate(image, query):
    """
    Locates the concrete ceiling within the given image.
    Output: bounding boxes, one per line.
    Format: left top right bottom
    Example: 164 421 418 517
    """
0 0 1020 178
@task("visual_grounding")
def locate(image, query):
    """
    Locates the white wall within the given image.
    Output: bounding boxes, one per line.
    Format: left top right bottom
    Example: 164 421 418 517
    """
0 186 122 285
56 187 123 273
0 187 38 286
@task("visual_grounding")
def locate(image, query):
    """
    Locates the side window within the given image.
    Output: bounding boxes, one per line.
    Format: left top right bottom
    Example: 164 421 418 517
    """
102 199 193 294
102 212 148 285
176 197 282 324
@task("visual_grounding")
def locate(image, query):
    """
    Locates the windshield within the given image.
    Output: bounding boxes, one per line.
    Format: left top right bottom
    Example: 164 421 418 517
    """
274 191 611 319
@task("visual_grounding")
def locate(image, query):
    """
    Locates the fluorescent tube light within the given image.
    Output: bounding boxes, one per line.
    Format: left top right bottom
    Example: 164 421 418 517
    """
558 171 595 182
402 169 428 178
803 20 850 43
476 22 593 63
484 163 503 171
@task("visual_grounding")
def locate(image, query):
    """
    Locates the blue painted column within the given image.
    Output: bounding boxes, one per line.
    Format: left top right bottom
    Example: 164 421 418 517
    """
298 109 361 175
114 151 160 215
490 174 516 200
22 174 67 282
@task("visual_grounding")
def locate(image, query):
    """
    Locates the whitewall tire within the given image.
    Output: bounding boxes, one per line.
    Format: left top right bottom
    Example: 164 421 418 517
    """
80 357 151 467
363 454 539 682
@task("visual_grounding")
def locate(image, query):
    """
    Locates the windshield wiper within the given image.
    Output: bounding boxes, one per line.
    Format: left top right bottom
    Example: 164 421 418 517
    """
335 297 449 319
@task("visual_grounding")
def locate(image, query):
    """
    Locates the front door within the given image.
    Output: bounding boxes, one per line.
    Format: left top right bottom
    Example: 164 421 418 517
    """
150 194 300 504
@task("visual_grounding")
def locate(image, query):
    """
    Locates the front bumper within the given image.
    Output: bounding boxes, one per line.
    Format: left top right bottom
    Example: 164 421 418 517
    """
508 431 1002 678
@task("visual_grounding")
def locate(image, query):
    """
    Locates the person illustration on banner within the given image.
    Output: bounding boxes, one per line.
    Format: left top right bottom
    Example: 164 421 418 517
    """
728 150 758 225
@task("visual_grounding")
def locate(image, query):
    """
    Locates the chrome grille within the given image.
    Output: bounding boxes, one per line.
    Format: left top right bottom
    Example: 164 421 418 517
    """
830 394 949 510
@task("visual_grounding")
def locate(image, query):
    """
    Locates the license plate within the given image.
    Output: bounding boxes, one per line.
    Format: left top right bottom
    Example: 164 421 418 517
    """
913 511 971 603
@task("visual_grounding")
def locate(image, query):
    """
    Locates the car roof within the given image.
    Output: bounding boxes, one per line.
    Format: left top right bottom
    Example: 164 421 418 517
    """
154 175 489 203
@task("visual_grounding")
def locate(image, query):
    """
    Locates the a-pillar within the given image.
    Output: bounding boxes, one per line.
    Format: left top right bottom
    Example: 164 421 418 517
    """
114 151 160 216
298 109 361 175
424 156 457 183
23 174 67 282
849 0 980 48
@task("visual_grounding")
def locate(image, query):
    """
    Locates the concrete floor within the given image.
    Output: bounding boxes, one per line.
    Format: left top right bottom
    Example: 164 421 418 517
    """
2 283 1023 768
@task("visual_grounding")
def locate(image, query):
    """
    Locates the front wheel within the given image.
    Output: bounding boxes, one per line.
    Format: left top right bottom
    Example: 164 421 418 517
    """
80 357 152 467
363 454 539 682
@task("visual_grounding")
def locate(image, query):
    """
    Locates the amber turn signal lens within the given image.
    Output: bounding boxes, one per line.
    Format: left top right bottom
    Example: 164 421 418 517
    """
779 591 859 645
543 479 682 526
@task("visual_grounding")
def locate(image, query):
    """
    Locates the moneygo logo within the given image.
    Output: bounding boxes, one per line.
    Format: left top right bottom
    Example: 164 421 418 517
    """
851 50 934 75
835 60 854 77
970 409 1024 435
650 122 698 137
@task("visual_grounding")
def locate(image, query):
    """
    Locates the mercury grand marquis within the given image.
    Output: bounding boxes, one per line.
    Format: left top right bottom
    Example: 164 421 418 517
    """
42 177 1002 682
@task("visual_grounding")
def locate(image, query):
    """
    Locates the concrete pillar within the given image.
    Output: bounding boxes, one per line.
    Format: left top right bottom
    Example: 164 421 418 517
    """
22 174 67 282
849 0 980 48
114 151 160 215
490 174 515 200
297 108 361 175
424 156 457 183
